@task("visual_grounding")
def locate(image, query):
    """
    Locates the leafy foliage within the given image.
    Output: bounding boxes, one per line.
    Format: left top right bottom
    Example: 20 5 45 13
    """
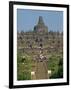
17 52 32 80
48 55 63 79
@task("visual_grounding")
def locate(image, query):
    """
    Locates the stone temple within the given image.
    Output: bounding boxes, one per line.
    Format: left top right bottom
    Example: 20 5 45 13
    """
17 16 63 80
34 16 48 33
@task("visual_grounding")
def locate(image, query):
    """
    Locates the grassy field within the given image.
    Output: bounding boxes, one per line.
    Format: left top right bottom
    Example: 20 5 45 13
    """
48 54 63 78
17 51 63 80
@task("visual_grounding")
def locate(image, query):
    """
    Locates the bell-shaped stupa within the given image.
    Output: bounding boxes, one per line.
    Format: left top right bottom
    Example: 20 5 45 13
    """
34 16 48 33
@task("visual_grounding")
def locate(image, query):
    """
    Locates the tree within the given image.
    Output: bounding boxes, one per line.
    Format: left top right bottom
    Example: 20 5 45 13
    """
49 57 63 79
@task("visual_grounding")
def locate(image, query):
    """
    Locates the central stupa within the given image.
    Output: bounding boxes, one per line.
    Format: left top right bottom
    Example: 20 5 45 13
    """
34 16 48 33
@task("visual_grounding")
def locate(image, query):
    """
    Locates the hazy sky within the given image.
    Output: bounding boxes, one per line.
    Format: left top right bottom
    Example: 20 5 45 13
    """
17 9 63 32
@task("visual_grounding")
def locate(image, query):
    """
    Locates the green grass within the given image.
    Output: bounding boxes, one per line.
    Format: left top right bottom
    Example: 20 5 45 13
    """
17 52 33 80
17 51 63 80
48 54 63 78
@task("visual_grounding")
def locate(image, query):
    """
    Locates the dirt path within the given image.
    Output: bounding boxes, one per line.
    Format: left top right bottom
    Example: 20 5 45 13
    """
31 61 48 80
